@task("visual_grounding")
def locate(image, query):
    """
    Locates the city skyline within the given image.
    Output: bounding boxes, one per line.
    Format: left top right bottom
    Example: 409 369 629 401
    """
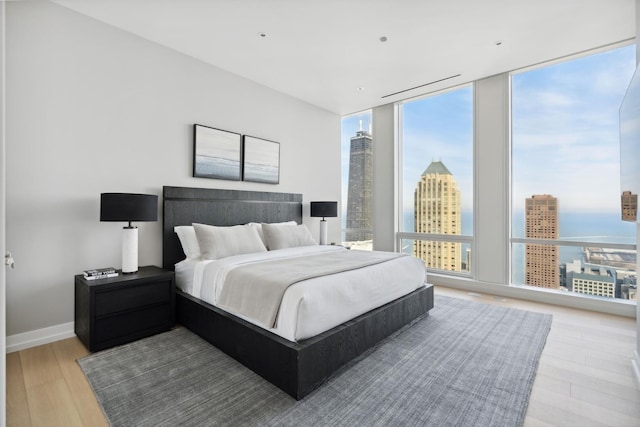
340 115 636 298
341 44 637 292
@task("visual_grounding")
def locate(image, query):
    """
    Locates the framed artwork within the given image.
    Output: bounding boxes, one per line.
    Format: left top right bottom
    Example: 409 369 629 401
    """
193 124 242 181
243 135 280 184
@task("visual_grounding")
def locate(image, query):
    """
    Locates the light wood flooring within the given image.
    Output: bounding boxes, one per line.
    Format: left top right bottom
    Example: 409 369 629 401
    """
6 286 640 426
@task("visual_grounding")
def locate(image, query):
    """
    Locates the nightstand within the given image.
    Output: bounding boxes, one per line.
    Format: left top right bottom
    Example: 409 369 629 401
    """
74 265 175 352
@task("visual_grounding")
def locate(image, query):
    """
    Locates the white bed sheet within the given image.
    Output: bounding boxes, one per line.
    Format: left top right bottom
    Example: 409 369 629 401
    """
175 246 426 342
174 258 213 295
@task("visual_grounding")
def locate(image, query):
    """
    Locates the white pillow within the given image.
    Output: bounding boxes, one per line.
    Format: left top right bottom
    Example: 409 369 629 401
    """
193 223 267 260
174 226 202 259
248 221 297 246
262 223 318 250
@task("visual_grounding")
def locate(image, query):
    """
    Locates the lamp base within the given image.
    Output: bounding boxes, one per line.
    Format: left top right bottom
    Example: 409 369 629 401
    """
122 226 138 274
319 220 328 245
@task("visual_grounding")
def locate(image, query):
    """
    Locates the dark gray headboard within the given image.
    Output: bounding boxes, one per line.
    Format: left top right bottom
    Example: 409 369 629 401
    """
163 186 303 270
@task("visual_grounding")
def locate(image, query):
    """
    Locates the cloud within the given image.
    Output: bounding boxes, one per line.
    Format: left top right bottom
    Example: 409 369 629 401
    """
512 45 634 214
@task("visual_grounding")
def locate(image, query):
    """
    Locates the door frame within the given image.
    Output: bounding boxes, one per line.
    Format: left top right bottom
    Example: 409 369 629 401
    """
1 1 8 423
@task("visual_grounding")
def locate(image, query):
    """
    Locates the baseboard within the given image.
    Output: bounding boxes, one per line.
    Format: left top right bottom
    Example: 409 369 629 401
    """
633 351 640 390
431 275 638 318
6 322 75 353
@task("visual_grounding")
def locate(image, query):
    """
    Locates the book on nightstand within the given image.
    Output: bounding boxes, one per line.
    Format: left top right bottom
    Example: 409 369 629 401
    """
83 267 118 280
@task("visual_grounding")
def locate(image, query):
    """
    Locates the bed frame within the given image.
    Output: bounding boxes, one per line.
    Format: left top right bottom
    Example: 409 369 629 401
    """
162 185 434 400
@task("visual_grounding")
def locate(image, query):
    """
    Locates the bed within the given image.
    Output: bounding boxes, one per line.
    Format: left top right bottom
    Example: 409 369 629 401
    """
162 185 434 400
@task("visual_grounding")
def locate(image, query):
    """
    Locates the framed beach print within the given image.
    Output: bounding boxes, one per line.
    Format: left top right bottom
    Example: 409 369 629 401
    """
193 124 242 181
243 135 280 184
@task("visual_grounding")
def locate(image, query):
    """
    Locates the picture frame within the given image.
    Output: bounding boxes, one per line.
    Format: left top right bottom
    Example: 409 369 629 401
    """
193 124 242 181
243 135 280 184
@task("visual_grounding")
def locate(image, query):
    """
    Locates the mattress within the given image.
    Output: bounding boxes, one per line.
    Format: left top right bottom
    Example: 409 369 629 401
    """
175 245 426 341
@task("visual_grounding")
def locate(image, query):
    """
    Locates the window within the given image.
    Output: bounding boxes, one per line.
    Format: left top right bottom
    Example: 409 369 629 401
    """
342 111 373 250
511 44 637 300
398 85 474 274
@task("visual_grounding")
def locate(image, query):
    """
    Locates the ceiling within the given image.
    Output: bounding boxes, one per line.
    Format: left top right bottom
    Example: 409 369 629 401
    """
53 0 635 115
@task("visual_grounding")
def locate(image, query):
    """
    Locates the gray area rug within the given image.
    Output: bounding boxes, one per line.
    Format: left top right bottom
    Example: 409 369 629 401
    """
78 295 552 426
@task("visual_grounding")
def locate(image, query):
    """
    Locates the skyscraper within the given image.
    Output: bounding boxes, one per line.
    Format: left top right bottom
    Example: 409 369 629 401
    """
525 194 559 289
345 124 373 242
621 190 637 221
413 160 461 271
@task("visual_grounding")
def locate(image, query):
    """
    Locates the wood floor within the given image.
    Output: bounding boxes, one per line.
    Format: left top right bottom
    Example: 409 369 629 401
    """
436 287 640 427
6 286 640 427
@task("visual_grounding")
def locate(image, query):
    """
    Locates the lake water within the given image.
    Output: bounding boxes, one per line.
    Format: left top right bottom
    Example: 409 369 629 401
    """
243 162 279 184
195 155 240 180
400 210 635 241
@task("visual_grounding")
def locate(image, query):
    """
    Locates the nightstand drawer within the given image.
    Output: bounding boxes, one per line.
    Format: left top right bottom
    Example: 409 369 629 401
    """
95 303 172 343
95 280 172 316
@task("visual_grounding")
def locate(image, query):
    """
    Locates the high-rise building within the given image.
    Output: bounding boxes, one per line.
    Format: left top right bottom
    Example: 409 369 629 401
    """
413 160 461 271
568 268 616 298
345 124 373 242
621 190 637 221
525 194 559 289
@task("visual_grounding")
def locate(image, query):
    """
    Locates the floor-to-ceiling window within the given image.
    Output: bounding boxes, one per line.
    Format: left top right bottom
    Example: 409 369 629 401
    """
341 111 373 250
511 44 637 301
397 85 474 274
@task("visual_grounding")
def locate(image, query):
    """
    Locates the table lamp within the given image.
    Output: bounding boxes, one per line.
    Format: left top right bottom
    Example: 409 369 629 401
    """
100 193 158 274
310 201 338 245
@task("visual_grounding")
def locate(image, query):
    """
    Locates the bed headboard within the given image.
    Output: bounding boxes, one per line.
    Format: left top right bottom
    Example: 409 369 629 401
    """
162 186 303 270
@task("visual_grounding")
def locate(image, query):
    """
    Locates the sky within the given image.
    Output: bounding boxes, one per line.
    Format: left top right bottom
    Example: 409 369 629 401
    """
401 86 473 214
341 43 636 222
512 44 635 213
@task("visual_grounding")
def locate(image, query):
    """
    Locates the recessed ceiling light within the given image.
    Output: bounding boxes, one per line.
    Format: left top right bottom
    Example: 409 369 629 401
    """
379 36 388 42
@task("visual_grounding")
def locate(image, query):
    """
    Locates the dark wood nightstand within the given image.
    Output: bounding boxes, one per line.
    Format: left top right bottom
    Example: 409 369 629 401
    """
74 265 175 352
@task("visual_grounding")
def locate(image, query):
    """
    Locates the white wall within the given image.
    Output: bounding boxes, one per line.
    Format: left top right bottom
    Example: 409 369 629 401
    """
372 103 396 251
5 1 341 338
1 0 7 419
473 75 510 285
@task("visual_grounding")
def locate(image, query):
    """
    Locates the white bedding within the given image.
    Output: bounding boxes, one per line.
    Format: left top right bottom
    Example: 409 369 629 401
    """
175 245 426 342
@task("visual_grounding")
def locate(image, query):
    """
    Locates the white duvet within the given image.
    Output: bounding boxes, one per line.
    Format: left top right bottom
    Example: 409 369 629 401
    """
175 245 426 342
